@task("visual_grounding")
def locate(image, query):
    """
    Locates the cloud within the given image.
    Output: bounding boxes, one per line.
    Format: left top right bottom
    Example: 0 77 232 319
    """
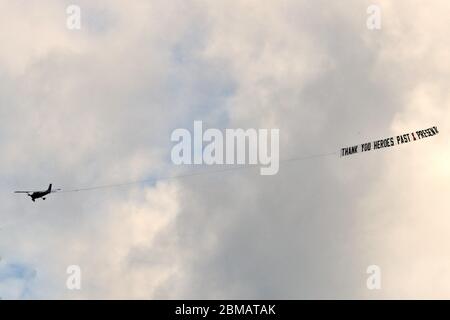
0 0 449 299
0 262 37 299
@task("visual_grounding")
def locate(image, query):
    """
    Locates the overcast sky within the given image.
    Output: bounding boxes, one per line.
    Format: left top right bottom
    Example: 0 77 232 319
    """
0 0 449 299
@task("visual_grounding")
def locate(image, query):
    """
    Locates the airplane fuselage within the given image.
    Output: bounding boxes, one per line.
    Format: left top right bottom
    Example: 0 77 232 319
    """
15 184 57 202
29 184 53 202
29 190 51 201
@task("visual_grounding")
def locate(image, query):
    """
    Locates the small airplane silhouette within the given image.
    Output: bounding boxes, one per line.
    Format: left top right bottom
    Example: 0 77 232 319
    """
14 184 61 202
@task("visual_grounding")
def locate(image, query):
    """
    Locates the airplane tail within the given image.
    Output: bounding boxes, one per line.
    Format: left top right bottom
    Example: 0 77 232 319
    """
48 184 52 192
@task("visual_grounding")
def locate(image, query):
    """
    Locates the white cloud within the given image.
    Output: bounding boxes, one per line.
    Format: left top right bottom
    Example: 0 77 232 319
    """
0 0 449 299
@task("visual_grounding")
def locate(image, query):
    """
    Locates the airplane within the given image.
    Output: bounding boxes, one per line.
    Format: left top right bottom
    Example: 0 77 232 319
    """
14 184 61 202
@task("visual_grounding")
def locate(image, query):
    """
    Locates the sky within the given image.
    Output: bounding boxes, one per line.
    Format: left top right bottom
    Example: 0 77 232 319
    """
0 0 449 299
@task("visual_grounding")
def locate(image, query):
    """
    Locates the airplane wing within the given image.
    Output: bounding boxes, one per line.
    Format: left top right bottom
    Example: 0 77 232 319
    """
14 191 32 193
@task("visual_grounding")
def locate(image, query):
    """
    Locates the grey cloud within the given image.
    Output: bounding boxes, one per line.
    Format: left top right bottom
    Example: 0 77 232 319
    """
0 0 449 299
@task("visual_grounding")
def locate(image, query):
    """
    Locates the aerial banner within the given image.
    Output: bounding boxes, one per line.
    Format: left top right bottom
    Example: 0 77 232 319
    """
340 126 439 157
